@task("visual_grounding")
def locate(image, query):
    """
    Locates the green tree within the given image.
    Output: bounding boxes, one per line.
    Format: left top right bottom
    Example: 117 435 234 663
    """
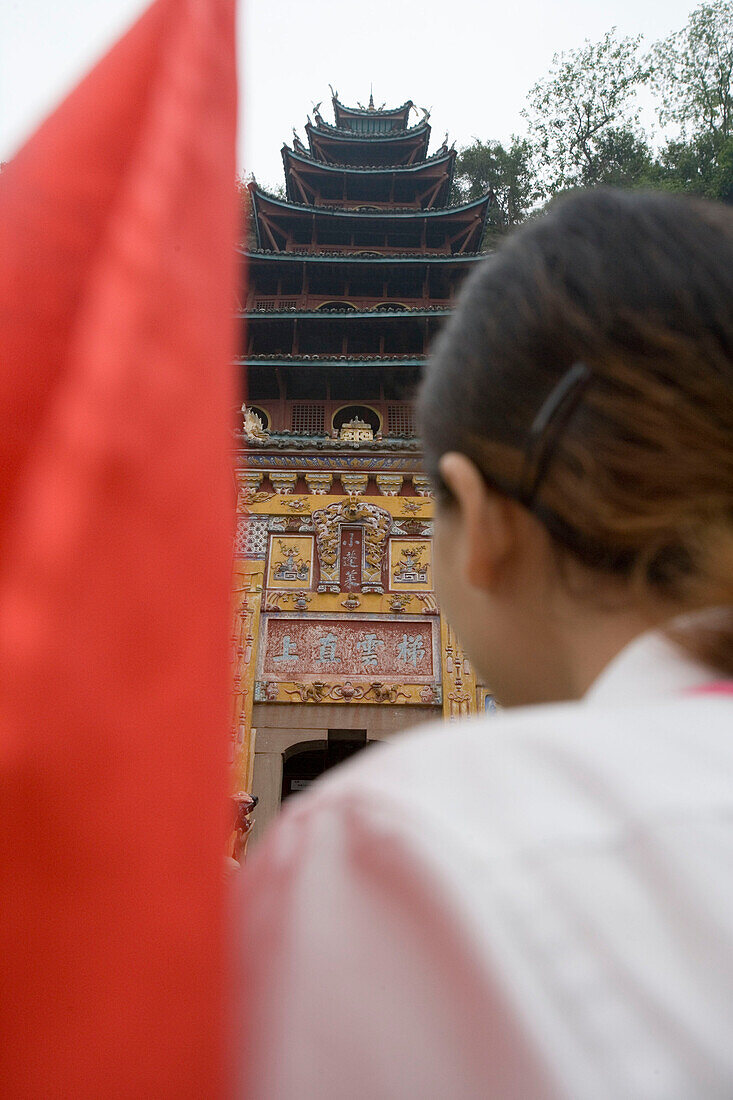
523 29 651 195
651 0 733 142
648 132 733 201
452 138 539 242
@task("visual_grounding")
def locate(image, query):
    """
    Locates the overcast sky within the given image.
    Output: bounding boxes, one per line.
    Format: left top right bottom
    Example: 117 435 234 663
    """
2 0 698 187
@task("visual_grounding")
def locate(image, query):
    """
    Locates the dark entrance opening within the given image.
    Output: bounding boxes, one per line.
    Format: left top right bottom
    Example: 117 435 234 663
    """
281 729 375 802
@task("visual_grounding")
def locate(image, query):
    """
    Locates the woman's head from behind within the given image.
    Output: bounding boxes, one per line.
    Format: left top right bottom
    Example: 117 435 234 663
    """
418 189 733 705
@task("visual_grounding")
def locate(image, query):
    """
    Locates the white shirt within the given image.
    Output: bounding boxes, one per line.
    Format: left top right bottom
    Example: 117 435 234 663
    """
237 631 733 1099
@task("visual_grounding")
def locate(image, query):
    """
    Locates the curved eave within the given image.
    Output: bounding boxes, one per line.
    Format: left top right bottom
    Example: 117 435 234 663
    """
282 144 455 178
239 249 485 264
250 184 491 222
332 96 413 129
237 355 426 367
241 308 451 320
306 119 430 146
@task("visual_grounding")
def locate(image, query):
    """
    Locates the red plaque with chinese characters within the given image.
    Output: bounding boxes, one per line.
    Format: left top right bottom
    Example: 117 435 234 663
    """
261 616 437 682
339 527 362 592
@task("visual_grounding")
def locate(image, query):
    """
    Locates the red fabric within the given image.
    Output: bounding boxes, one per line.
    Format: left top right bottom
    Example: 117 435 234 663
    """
0 1 237 1095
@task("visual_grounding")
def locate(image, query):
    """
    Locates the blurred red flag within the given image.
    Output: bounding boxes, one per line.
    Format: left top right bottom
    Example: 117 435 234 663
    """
0 0 237 1095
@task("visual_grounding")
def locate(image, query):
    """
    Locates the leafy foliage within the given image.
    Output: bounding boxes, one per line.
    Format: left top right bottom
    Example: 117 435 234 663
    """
522 29 650 195
650 132 733 201
651 0 733 141
452 138 539 243
451 2 733 240
240 3 733 252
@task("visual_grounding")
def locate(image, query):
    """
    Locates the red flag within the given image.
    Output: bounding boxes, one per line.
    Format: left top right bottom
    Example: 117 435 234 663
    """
0 1 237 1095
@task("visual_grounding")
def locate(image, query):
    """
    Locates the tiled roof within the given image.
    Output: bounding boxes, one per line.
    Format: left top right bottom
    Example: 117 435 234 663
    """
241 249 484 261
240 352 426 362
282 144 453 172
252 186 490 218
309 117 428 139
242 304 450 317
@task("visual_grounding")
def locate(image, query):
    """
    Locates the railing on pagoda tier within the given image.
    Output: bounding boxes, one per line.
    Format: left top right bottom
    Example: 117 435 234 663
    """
282 242 458 256
306 198 426 211
245 293 454 312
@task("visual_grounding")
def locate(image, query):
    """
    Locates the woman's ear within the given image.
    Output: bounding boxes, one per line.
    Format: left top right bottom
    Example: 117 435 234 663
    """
438 452 515 592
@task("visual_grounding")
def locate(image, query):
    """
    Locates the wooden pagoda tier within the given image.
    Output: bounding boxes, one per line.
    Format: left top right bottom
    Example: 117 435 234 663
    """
239 249 483 312
331 93 414 133
281 145 456 209
241 355 424 438
244 92 491 413
306 118 431 166
242 308 448 358
248 186 490 255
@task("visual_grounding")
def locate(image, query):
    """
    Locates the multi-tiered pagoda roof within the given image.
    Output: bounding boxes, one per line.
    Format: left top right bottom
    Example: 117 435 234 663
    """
241 91 491 434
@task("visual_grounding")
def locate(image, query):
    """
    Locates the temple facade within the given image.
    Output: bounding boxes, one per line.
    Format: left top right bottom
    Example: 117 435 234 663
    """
232 91 495 842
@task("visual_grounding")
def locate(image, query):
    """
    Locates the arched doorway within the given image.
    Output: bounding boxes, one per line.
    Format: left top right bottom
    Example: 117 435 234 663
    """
281 729 381 802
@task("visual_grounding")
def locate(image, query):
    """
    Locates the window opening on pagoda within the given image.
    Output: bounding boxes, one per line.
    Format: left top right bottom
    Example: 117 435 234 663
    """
383 369 420 402
319 226 348 246
285 369 328 400
309 270 344 296
332 405 381 439
315 301 356 312
247 368 280 402
390 228 422 249
291 404 325 435
279 270 301 295
330 369 380 402
387 405 416 437
384 323 421 355
348 271 379 297
353 229 385 248
387 272 422 298
299 326 343 355
250 327 286 355
344 328 380 356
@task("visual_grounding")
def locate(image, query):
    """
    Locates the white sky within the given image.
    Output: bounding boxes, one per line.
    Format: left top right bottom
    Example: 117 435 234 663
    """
1 0 697 187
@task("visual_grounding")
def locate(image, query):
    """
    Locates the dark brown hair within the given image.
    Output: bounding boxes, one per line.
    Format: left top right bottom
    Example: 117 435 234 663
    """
418 188 733 675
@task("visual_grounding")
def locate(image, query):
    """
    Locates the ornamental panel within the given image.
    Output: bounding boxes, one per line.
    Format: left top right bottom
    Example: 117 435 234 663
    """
389 538 433 591
234 517 268 559
259 614 438 683
313 497 391 593
266 535 313 589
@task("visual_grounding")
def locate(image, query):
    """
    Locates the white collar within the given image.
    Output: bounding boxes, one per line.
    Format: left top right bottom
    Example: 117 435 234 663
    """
585 623 718 705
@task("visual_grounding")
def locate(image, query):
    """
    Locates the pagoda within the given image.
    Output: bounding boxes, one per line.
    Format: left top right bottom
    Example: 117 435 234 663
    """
232 90 495 842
